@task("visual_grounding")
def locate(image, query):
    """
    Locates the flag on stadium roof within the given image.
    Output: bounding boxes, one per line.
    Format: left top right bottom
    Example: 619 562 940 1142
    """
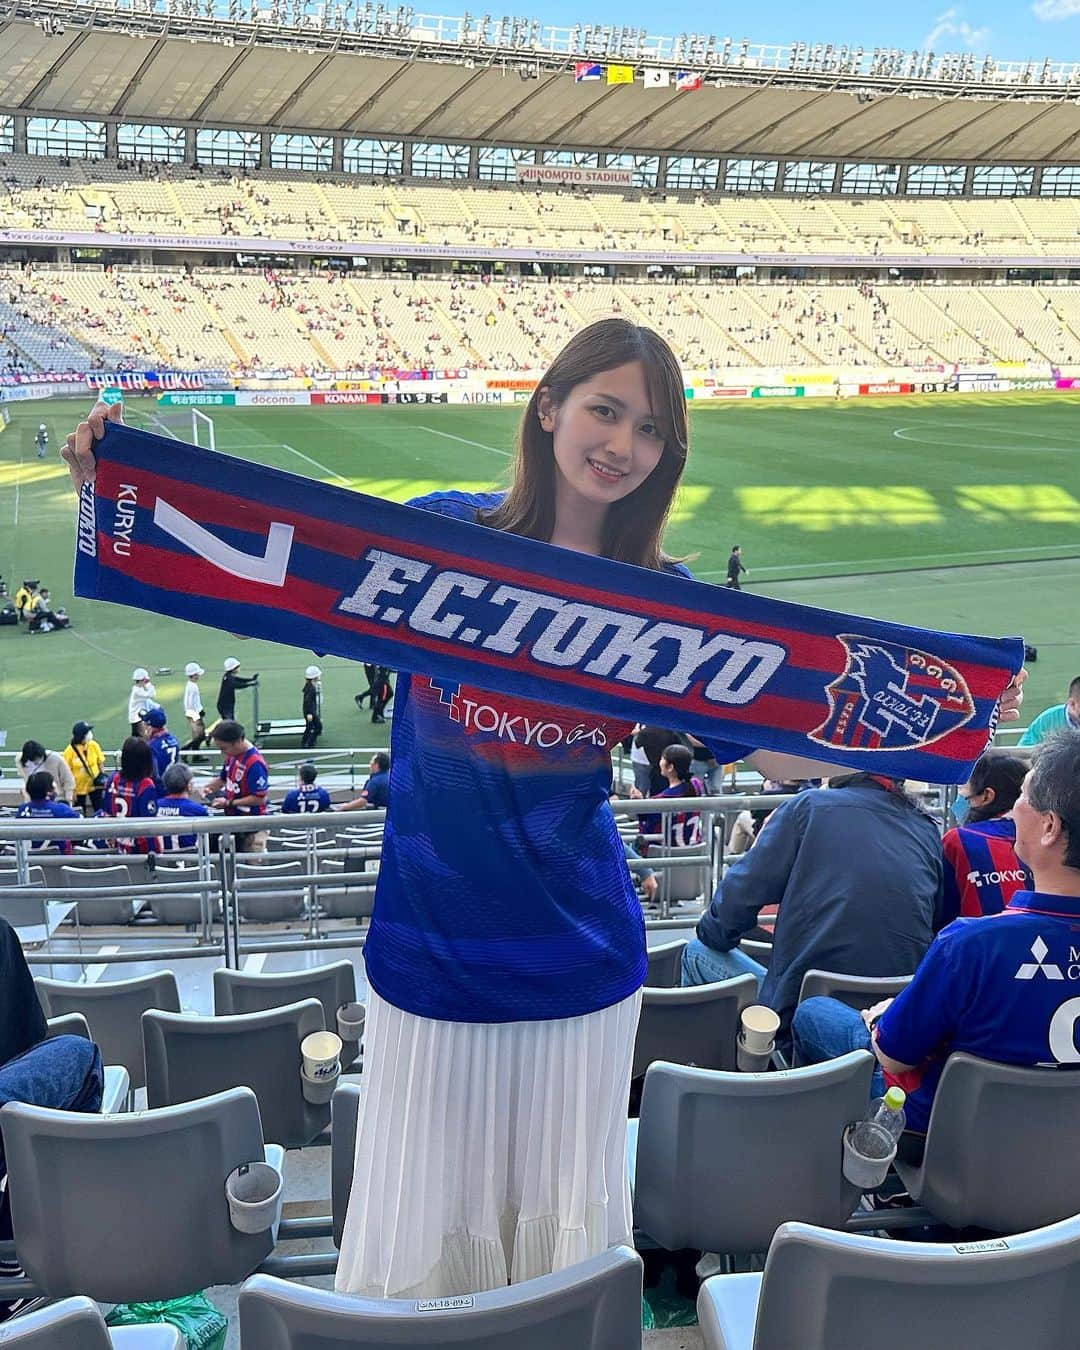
574 62 603 82
644 68 671 88
606 64 634 84
675 71 703 91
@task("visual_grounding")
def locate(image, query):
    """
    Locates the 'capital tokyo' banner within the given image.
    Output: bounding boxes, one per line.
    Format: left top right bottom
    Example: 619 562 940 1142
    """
74 425 1024 781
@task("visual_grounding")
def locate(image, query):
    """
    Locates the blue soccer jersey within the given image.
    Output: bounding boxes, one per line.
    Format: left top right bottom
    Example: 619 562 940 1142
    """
101 773 160 853
876 890 1080 1133
282 784 332 814
362 491 752 1025
216 747 270 815
154 793 211 850
15 799 80 854
148 730 181 782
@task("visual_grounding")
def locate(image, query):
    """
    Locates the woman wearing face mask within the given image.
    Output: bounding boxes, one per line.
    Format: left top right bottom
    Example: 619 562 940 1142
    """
16 740 76 806
941 749 1030 923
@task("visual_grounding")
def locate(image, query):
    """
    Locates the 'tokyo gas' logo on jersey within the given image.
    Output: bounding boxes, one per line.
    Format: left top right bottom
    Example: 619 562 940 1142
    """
810 636 975 753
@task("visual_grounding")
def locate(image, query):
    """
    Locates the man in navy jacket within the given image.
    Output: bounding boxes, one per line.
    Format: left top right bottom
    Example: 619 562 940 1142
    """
682 773 944 1053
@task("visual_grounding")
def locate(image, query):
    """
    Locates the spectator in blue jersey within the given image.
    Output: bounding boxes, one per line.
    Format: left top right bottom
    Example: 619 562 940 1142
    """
629 743 704 850
336 752 390 812
282 762 332 815
941 749 1030 922
0 916 102 1319
62 323 1029 1304
682 773 943 1054
154 762 211 852
205 720 270 852
1018 675 1080 747
143 706 180 785
793 730 1080 1160
101 737 160 855
15 771 80 854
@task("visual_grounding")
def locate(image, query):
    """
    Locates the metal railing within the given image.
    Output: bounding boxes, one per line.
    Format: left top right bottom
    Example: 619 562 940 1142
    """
0 793 805 970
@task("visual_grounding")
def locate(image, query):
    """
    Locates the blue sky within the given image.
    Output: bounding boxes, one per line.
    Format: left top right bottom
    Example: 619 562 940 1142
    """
531 0 1080 64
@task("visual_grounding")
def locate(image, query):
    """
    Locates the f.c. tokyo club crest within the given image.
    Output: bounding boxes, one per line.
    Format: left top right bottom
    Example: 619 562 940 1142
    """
810 635 976 753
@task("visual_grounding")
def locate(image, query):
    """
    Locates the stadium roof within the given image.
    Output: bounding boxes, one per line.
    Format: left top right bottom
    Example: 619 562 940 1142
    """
4 2 1080 163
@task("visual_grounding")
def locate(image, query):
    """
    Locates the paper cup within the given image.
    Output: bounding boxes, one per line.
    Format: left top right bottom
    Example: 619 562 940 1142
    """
336 1001 366 1042
842 1121 897 1190
740 1005 780 1054
301 1063 340 1104
301 1030 343 1079
226 1161 282 1234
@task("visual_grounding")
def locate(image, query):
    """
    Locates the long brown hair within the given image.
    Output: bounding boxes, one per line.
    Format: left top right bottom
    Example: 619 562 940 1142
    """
479 318 688 570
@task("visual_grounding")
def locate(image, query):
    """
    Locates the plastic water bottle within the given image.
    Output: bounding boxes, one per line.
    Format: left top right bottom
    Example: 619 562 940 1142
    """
868 1086 907 1141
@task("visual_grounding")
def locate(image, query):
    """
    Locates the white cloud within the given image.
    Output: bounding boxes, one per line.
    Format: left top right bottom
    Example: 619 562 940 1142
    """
1032 0 1080 20
922 5 991 49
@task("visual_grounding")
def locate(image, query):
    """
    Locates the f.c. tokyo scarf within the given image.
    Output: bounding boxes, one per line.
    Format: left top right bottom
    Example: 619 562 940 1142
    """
74 424 1024 782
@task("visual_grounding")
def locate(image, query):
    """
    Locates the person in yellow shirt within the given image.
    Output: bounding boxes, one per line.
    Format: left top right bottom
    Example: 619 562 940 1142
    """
63 721 107 814
14 580 36 622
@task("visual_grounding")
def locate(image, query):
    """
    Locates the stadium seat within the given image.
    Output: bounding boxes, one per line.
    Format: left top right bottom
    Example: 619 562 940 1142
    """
316 858 377 920
234 860 307 923
329 1082 360 1248
1 1087 283 1303
631 975 757 1080
59 865 144 926
630 1053 873 1256
237 1247 644 1348
44 1012 130 1114
697 1215 1080 1350
145 860 217 926
142 999 331 1147
37 971 181 1092
649 843 711 906
643 939 687 989
796 970 915 1011
0 1295 181 1348
213 962 361 1069
887 1053 1080 1232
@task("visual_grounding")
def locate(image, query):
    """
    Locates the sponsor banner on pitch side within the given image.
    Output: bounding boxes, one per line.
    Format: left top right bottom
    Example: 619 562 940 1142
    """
858 383 915 396
751 386 804 398
157 392 237 407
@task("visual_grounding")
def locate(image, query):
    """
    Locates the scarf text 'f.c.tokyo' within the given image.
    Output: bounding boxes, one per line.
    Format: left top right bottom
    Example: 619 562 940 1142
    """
74 424 1024 783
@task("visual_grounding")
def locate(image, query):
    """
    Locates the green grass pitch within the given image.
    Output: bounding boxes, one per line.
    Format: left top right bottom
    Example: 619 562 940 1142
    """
2 392 1078 758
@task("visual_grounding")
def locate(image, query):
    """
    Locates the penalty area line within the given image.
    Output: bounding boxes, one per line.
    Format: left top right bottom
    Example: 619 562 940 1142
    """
421 426 511 458
279 442 352 488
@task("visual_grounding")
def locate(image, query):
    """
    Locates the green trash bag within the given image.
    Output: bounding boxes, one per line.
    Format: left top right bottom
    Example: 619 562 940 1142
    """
105 1292 228 1350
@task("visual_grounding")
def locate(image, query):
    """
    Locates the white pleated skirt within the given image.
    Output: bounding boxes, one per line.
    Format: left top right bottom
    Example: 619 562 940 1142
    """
334 982 642 1300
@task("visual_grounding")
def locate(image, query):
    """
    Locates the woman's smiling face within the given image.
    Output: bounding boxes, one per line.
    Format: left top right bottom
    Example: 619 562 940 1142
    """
539 360 667 516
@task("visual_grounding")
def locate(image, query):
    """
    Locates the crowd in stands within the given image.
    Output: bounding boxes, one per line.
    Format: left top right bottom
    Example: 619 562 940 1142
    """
8 262 1080 378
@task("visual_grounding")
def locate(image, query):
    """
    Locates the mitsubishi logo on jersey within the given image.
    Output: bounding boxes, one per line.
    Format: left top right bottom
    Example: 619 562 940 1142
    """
1015 936 1065 981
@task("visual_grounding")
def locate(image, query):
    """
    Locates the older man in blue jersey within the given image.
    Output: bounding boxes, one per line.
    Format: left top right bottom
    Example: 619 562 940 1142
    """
793 729 1080 1157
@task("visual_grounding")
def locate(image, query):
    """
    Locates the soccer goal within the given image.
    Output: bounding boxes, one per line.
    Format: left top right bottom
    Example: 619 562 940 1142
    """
149 407 216 451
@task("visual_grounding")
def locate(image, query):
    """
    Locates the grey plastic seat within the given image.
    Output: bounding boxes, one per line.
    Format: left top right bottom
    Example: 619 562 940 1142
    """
149 861 217 926
890 1052 1080 1232
235 860 306 922
316 859 376 920
798 969 914 1010
330 1083 362 1247
143 1000 330 1147
238 1246 643 1348
644 939 687 989
59 865 142 925
650 842 710 904
697 1214 1080 1350
632 975 757 1080
37 971 181 1092
1 1087 283 1303
631 1053 873 1255
0 1296 181 1348
213 963 362 1069
44 1012 130 1114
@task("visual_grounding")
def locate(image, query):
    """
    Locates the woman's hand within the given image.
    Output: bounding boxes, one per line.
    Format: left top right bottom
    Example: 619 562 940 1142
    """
60 400 124 492
628 786 644 800
997 668 1028 723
